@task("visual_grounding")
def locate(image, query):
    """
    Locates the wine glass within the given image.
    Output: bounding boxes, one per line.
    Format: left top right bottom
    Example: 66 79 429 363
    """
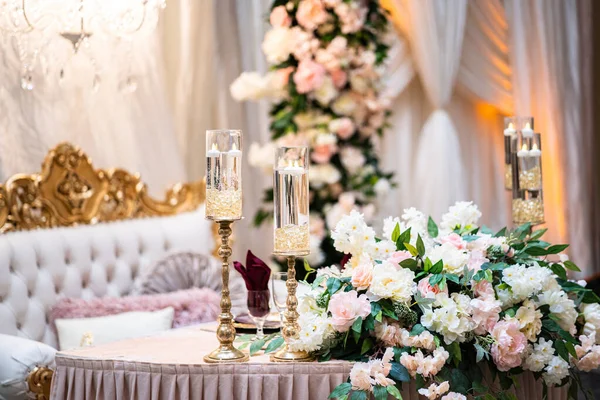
271 272 288 328
247 290 271 340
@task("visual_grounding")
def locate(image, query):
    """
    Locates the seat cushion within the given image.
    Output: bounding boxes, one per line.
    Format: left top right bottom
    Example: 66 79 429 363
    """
0 207 214 348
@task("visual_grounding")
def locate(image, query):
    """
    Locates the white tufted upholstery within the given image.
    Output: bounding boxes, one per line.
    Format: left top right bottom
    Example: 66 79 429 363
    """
0 207 214 349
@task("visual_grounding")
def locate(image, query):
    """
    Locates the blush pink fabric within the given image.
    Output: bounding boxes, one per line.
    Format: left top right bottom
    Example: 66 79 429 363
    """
50 288 221 330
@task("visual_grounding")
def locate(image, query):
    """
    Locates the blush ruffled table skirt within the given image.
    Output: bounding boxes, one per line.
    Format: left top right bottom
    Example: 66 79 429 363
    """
51 325 568 400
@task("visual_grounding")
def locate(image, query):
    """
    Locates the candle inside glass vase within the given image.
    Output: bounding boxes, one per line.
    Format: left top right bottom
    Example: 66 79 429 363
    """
273 147 310 256
205 130 243 220
511 130 544 225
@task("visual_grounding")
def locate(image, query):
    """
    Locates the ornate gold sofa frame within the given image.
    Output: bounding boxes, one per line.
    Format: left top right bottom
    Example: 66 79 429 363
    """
0 143 213 400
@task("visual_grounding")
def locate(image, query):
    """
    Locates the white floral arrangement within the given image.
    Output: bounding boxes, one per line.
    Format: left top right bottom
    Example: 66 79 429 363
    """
230 0 394 268
285 202 600 400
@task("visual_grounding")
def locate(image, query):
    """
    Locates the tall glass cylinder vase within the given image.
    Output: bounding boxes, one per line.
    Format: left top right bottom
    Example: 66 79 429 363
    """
503 116 518 190
205 129 243 221
511 130 544 225
273 146 310 256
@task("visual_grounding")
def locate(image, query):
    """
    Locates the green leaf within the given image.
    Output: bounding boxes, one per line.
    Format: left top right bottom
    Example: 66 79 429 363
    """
352 317 363 334
389 362 411 382
429 274 443 287
563 261 581 272
404 242 419 257
396 228 411 250
430 260 444 275
386 385 403 400
391 223 401 242
361 337 374 355
525 246 550 256
530 228 548 240
427 216 438 238
312 275 326 290
327 277 342 295
371 302 382 317
474 343 487 362
329 382 352 399
250 338 266 356
373 385 388 400
264 337 285 354
410 324 426 336
446 274 460 284
565 341 578 359
450 368 470 394
375 310 383 322
447 342 462 366
554 340 569 362
423 258 432 272
494 227 507 237
550 263 568 280
399 258 418 270
350 390 367 400
547 244 569 254
416 235 425 257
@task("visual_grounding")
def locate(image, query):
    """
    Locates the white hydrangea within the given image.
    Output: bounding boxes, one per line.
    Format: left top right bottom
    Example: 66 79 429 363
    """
514 300 543 341
421 293 475 344
439 201 482 233
426 242 469 275
368 261 416 303
365 239 396 260
523 338 555 372
315 265 341 281
290 311 334 353
501 264 555 304
537 289 578 335
582 303 600 340
331 210 375 255
542 356 570 386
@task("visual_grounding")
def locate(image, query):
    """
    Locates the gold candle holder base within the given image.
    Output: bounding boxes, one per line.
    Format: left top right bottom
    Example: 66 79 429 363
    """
204 220 248 364
271 255 314 363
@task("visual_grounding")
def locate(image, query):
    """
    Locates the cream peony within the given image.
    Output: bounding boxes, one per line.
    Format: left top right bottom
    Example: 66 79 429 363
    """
327 290 371 332
270 5 291 27
313 76 338 105
331 92 358 116
340 146 366 174
296 0 329 31
262 27 294 64
368 261 416 303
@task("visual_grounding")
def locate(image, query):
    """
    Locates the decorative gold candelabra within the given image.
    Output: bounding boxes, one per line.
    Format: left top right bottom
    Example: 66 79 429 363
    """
204 220 248 363
203 129 247 363
271 255 314 362
271 146 313 362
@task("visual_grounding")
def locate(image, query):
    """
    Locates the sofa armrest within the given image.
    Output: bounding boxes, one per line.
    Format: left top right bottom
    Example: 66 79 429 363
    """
0 334 56 400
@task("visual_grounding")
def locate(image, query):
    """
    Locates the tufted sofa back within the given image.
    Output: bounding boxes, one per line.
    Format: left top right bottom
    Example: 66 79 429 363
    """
0 208 214 348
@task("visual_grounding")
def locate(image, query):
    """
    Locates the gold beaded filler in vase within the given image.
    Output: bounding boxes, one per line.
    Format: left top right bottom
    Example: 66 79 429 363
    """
206 188 242 220
518 165 542 191
274 224 310 255
504 164 513 190
512 198 544 225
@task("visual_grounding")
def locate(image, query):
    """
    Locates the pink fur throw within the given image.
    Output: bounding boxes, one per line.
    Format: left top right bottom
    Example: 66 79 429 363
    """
50 288 221 330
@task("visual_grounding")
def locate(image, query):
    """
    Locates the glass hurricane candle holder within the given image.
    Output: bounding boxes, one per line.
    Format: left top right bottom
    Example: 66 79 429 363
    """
503 117 518 190
205 129 242 221
511 130 544 225
273 146 310 256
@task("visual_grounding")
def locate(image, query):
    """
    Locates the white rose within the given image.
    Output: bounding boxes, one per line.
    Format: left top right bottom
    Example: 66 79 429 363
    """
374 178 391 195
310 164 341 187
230 71 287 101
313 76 338 106
426 243 469 275
331 92 357 116
262 27 294 64
340 146 366 174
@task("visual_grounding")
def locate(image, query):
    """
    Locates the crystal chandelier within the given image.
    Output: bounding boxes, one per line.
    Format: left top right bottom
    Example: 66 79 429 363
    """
0 0 166 92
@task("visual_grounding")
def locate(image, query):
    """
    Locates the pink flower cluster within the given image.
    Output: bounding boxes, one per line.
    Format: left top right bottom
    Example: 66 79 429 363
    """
575 332 600 371
490 319 528 371
375 321 437 351
400 348 450 378
470 280 502 335
349 348 395 391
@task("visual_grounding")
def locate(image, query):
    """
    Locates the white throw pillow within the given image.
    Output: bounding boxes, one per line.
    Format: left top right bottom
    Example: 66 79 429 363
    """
0 334 56 400
55 307 174 350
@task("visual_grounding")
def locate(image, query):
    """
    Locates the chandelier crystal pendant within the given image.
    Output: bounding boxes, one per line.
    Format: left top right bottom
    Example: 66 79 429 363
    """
0 0 166 92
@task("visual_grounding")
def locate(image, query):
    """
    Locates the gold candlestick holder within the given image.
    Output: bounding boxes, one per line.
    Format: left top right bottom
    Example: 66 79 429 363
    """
271 255 314 362
204 220 248 363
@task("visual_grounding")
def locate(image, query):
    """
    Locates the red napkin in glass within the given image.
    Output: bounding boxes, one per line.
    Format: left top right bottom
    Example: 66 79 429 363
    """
233 250 271 290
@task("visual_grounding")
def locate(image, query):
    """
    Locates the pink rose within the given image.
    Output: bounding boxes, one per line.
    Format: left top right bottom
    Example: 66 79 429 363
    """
296 0 329 31
329 117 354 139
440 233 466 250
470 298 501 335
293 59 326 93
417 278 447 298
311 143 336 164
270 5 291 27
330 68 348 88
351 262 373 290
490 320 527 371
388 250 412 265
328 290 371 332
